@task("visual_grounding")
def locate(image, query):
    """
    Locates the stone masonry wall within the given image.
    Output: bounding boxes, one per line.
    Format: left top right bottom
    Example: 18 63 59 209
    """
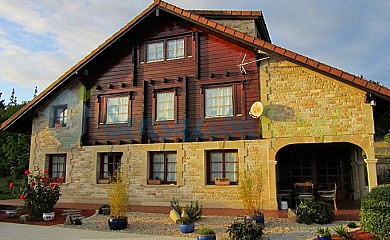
260 59 374 140
213 19 256 37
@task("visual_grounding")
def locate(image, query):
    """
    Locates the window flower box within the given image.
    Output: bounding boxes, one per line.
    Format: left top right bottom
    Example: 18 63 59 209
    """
148 179 162 185
97 178 110 184
215 180 230 186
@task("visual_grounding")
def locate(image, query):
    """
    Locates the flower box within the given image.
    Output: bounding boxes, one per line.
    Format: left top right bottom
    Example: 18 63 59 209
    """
97 178 110 184
148 179 162 185
215 180 230 186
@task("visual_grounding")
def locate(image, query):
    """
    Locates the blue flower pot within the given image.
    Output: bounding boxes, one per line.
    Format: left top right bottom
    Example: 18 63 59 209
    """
251 215 265 225
317 234 331 240
197 235 216 240
178 223 195 233
108 217 128 230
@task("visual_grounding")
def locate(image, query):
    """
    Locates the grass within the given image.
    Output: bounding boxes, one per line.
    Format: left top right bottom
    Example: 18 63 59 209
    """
0 177 22 200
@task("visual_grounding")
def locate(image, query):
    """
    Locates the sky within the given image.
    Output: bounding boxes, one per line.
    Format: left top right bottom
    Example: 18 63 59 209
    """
0 0 389 103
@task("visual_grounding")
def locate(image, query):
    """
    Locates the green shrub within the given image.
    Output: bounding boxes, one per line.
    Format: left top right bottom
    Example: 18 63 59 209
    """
296 199 334 224
170 197 202 222
360 184 390 240
199 226 215 235
333 225 352 239
227 220 263 240
316 227 331 235
347 222 357 228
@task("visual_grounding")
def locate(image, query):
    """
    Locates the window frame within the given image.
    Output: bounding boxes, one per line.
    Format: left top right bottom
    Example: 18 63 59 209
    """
48 154 66 182
206 150 239 185
52 105 68 127
98 94 131 125
139 35 193 64
99 153 123 179
202 83 244 119
149 152 177 184
152 88 178 124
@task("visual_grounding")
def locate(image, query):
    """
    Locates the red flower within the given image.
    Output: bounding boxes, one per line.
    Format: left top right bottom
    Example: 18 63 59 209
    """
43 184 47 187
50 183 56 188
24 170 30 175
30 182 35 187
9 182 14 188
41 176 46 181
20 195 25 200
44 169 49 174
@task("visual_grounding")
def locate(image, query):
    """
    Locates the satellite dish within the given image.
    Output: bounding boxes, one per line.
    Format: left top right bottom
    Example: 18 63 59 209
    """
249 102 263 118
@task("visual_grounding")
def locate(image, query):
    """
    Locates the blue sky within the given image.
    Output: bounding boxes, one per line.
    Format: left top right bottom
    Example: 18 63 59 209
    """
0 0 389 103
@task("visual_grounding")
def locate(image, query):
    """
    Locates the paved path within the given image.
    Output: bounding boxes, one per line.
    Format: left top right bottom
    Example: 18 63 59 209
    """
0 222 189 240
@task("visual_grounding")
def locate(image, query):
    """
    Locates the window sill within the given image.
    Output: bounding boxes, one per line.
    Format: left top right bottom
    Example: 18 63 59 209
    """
203 184 238 189
145 183 179 187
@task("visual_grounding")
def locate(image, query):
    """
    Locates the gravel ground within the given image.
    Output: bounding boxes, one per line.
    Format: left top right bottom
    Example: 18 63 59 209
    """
59 211 357 240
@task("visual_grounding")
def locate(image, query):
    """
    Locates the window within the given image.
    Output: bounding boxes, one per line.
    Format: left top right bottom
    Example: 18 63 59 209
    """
99 95 129 124
53 105 68 127
99 153 122 179
48 154 66 182
205 87 233 117
156 92 174 121
149 152 177 184
147 41 164 62
139 35 192 64
207 150 238 185
167 38 184 59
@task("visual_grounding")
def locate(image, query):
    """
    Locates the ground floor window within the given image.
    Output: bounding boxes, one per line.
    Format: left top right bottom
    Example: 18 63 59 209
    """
207 150 238 185
48 154 66 182
99 153 122 180
149 152 177 184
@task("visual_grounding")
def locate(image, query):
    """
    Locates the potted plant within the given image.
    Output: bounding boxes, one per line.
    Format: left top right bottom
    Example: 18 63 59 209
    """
227 220 263 239
11 169 61 221
108 169 128 230
178 209 195 233
214 177 230 186
147 176 162 185
197 226 216 240
239 163 265 225
97 177 110 184
316 227 331 240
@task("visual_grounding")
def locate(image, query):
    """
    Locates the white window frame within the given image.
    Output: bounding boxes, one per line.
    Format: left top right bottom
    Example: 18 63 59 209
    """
205 86 233 118
156 92 174 121
106 96 129 124
147 41 164 62
167 38 184 60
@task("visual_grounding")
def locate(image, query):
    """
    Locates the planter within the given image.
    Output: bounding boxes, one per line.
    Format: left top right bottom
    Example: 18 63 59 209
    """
5 210 17 218
148 179 162 185
97 179 110 184
108 217 128 230
43 212 55 221
215 180 230 186
244 215 265 225
178 223 195 233
197 235 216 240
317 234 331 240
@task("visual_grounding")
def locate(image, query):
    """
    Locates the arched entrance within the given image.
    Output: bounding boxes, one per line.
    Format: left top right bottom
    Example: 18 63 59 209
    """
276 142 366 207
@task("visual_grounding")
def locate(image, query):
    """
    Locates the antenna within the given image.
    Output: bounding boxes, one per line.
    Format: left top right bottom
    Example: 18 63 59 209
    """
249 101 263 118
237 53 269 75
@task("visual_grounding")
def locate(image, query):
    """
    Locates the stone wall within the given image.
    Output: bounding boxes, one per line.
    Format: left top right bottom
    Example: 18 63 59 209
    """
213 19 256 37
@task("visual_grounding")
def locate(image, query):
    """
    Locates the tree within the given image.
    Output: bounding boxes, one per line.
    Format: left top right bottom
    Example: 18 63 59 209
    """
0 89 31 178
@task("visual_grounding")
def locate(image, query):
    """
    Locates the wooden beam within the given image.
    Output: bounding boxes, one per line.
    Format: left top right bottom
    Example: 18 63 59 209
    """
195 31 200 79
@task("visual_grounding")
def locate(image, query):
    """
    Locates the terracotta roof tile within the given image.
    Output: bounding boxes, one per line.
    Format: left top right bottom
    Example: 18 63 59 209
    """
274 46 286 55
206 20 217 28
284 49 297 59
243 35 255 43
295 54 308 64
224 27 236 36
233 31 245 40
173 7 183 15
379 87 390 96
353 77 367 87
165 3 174 11
263 41 276 51
318 63 331 72
222 10 232 15
341 72 355 82
306 59 319 68
198 17 208 25
189 13 200 21
329 68 343 77
242 11 251 16
182 10 190 18
231 10 241 15
215 24 226 32
160 2 167 8
253 38 265 47
366 82 381 92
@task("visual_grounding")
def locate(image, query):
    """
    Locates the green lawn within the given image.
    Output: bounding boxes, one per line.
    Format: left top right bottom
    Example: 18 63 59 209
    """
0 177 21 200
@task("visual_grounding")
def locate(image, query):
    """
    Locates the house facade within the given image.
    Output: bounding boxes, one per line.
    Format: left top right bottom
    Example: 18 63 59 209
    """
2 0 390 210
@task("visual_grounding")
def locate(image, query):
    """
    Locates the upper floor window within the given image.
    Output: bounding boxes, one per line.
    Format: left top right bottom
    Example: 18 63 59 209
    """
139 35 192 64
205 87 233 117
207 150 238 185
147 41 164 62
47 154 66 183
149 152 177 184
156 92 174 121
167 38 184 59
53 105 68 127
99 153 122 179
99 95 129 124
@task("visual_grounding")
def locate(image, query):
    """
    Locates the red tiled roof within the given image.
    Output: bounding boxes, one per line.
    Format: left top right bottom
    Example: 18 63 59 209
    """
1 0 389 131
